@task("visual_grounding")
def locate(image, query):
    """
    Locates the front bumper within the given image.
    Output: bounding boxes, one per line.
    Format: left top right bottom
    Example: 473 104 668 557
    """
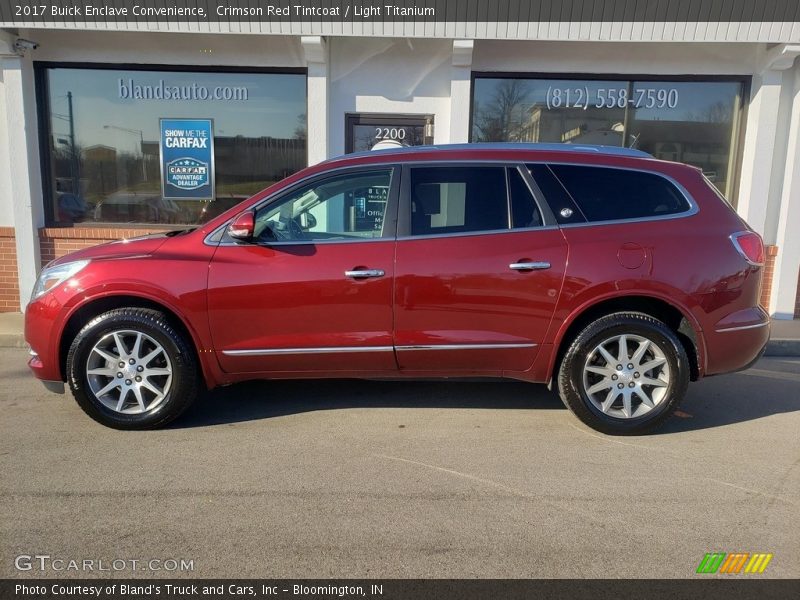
41 379 65 394
25 295 68 385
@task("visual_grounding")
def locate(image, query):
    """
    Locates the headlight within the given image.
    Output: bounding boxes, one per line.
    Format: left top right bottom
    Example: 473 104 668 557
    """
31 260 90 299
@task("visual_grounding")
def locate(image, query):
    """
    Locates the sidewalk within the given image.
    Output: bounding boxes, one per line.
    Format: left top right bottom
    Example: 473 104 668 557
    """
768 318 800 357
0 312 25 348
2 311 798 356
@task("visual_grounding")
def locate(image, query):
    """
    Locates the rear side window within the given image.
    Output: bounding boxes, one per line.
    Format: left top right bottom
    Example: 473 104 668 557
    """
409 167 507 236
509 168 543 229
548 164 691 223
527 164 585 225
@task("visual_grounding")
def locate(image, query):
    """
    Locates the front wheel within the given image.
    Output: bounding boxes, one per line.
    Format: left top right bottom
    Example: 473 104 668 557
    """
66 308 199 429
557 312 690 435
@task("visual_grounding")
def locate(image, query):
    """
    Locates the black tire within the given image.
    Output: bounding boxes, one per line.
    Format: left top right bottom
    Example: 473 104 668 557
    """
66 308 199 430
557 312 689 435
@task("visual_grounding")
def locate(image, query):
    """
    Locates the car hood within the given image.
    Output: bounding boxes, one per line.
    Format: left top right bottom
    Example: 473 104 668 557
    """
48 231 175 267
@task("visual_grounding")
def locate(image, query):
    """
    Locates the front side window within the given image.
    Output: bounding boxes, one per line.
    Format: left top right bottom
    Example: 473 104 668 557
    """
409 167 508 236
41 66 307 226
546 165 691 222
253 170 393 243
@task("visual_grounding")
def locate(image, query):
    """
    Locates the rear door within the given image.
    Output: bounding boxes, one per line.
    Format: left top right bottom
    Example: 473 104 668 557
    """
393 164 568 373
207 167 399 374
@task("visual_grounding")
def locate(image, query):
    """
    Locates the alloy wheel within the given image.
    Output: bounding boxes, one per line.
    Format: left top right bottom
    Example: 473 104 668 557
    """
582 333 671 419
85 329 173 414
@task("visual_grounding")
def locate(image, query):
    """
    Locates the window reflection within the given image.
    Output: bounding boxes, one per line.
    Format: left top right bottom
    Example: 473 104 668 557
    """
472 77 744 202
44 68 307 226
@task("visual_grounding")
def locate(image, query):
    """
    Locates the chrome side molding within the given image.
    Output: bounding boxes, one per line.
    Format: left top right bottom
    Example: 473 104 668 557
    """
222 346 394 356
396 343 537 351
222 342 537 356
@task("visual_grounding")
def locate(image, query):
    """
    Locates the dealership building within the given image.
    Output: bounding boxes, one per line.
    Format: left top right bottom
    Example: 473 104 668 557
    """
1 9 799 319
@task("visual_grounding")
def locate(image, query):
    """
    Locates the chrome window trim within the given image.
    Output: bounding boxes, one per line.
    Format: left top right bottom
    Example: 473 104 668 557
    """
531 161 699 228
213 236 397 248
714 322 769 333
204 163 398 247
205 156 699 245
396 225 559 242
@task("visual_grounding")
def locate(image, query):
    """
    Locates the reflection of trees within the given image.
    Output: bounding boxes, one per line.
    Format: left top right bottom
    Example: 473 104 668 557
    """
685 101 732 124
294 113 307 141
52 141 159 200
472 80 531 142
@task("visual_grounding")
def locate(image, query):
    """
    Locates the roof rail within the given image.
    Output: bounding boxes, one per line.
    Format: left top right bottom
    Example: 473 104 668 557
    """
330 142 652 162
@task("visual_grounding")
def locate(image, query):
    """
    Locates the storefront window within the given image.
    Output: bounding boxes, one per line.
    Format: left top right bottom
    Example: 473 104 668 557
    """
472 76 745 203
41 66 307 226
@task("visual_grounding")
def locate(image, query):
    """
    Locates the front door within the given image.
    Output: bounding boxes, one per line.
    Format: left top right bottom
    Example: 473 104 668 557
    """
393 164 568 373
345 113 434 153
207 167 399 374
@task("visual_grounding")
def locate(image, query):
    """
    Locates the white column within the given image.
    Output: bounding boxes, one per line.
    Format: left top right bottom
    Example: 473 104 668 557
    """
737 69 783 236
301 36 329 165
770 63 800 319
1 35 44 311
737 45 800 237
449 40 474 144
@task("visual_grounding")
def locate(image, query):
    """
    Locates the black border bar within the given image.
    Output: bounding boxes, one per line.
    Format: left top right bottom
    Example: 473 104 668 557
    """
2 0 800 24
3 579 800 600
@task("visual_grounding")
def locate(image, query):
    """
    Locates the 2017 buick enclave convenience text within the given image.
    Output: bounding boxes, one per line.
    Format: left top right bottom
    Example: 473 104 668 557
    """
25 144 770 434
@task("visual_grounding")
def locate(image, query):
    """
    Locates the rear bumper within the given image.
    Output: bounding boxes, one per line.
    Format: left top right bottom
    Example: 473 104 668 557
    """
704 307 770 375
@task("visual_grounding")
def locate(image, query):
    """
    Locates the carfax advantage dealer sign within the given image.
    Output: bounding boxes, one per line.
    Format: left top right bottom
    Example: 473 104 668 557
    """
159 118 215 200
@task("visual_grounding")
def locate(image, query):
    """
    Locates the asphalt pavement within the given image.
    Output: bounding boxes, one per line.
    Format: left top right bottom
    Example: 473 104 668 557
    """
0 347 798 579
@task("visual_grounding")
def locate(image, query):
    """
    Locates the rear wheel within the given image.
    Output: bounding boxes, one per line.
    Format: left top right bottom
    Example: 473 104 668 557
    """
66 308 199 429
557 312 689 435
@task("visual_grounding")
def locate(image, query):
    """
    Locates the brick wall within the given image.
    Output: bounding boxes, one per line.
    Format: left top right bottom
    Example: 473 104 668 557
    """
0 228 19 313
759 245 779 310
39 226 175 268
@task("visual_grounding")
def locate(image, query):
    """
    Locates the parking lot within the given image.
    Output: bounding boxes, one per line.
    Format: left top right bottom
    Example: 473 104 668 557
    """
0 346 798 579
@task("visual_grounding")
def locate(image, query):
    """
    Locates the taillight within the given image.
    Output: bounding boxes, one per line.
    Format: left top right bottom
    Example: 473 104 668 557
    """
730 231 765 266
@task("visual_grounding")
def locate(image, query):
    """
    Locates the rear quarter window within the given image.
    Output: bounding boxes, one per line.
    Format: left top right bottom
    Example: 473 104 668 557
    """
546 164 691 223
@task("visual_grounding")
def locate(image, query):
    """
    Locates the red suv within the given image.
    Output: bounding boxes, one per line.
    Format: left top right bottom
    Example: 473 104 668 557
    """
25 144 770 434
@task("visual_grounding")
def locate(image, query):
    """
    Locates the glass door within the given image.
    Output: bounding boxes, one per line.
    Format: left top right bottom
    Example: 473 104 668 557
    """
345 113 434 153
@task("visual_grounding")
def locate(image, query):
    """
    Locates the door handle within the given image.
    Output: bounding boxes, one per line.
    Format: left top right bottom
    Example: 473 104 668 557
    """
509 261 551 271
345 269 385 279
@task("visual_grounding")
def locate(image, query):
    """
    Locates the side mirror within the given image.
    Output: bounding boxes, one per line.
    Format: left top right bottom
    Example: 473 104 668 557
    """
298 212 317 230
227 211 255 242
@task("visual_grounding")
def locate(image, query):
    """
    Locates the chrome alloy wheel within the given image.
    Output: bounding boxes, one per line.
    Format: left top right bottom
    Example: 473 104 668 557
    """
582 334 671 419
86 330 173 415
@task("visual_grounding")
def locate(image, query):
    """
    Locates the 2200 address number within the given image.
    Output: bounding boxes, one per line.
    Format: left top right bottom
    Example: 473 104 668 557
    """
546 86 680 110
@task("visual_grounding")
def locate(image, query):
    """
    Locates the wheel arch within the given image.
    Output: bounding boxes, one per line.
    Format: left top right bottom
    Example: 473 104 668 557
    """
58 294 212 388
549 294 704 383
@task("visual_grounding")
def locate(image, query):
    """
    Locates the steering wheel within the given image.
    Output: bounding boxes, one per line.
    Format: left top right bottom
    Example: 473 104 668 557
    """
287 217 305 240
256 217 305 243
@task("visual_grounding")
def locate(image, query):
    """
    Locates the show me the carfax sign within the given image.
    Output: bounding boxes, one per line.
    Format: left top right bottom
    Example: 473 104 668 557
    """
159 118 215 201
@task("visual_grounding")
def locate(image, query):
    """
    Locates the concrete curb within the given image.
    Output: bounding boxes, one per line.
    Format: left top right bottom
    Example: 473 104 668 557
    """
1 331 798 356
764 340 800 357
0 334 27 349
